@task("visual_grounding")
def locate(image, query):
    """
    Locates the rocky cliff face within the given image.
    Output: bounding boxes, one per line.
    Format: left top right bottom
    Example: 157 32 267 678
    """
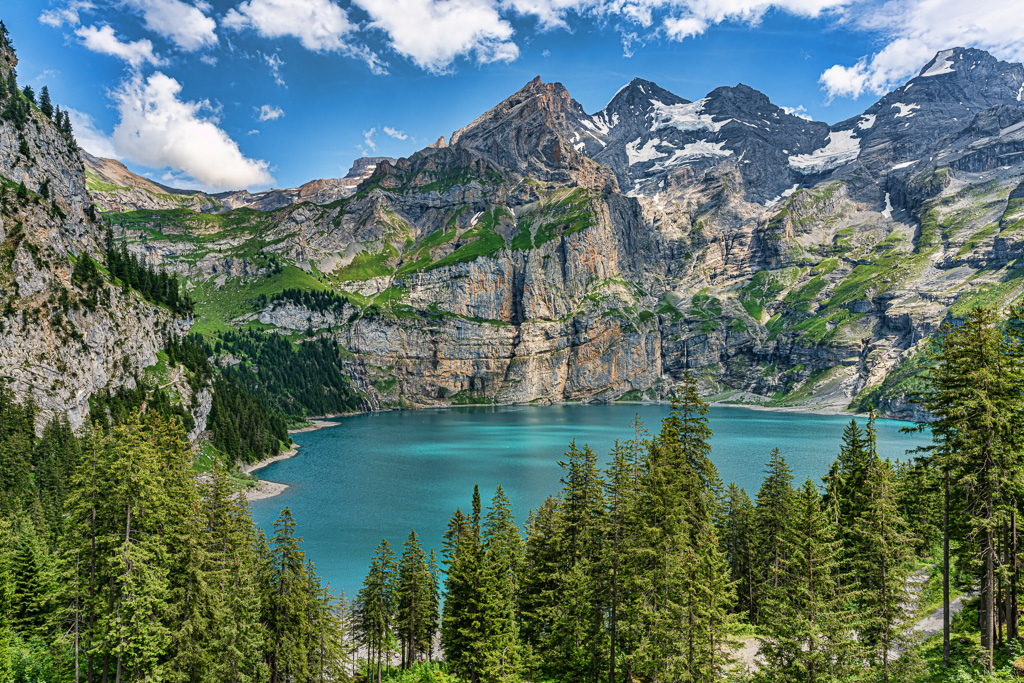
99 47 1024 418
0 37 187 432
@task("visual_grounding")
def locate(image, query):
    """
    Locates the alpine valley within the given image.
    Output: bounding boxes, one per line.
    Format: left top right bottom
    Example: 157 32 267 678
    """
7 30 1024 431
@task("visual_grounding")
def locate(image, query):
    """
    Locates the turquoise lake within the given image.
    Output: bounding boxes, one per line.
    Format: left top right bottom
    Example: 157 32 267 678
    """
248 404 931 597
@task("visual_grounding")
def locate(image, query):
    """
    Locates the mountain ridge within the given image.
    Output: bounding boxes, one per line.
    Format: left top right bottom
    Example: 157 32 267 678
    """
26 44 1024 423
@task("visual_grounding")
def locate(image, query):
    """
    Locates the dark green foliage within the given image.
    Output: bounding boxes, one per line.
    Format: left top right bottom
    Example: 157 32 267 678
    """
259 288 351 316
396 530 435 667
720 483 756 623
358 538 397 683
105 229 194 315
38 86 51 120
212 330 363 418
208 374 289 464
20 85 33 104
755 479 858 683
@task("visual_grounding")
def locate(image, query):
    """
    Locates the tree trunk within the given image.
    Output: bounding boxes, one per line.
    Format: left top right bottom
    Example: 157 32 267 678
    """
1010 509 1020 645
943 470 950 667
985 526 996 672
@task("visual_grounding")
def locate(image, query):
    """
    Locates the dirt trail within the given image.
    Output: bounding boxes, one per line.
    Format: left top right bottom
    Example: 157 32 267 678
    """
732 567 967 674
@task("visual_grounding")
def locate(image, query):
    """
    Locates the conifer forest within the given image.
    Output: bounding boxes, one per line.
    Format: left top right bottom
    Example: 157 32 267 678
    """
5 303 1024 682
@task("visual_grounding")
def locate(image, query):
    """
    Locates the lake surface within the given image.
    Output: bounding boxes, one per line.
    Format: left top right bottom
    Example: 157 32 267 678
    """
249 404 931 597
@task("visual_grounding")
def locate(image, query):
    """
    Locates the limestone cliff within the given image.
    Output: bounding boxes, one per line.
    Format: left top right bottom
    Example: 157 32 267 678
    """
101 50 1024 418
0 36 188 432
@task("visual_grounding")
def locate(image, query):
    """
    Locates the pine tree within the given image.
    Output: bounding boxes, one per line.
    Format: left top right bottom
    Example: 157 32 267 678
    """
630 374 736 682
474 486 525 683
396 529 431 667
39 86 52 120
753 447 795 624
756 479 857 683
426 550 441 661
357 538 396 683
266 507 312 683
441 490 483 680
919 307 1022 670
721 483 756 623
600 416 646 683
851 459 920 682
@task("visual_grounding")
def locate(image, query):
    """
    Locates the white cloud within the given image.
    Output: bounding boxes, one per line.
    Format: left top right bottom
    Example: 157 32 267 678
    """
383 126 408 140
66 107 119 158
663 15 707 40
110 72 273 190
199 54 218 65
355 0 518 73
122 0 218 51
248 128 260 135
257 104 285 121
263 52 286 86
38 1 94 28
781 104 813 120
75 25 166 67
820 0 1024 99
362 128 377 152
225 0 388 73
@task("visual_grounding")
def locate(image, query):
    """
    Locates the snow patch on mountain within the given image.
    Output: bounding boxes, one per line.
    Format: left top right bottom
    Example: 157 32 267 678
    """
788 130 861 174
765 183 800 208
652 140 733 170
626 138 668 166
650 98 729 134
1017 83 1023 102
891 102 921 119
921 49 956 78
857 114 876 130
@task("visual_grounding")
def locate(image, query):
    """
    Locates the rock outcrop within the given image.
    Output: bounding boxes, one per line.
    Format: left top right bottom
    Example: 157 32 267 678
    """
99 48 1024 417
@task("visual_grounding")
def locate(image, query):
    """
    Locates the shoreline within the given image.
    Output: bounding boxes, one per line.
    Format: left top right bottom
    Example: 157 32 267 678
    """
241 418 345 502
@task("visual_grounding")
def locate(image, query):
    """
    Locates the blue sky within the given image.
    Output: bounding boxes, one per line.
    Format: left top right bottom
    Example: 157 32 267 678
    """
4 1 1022 192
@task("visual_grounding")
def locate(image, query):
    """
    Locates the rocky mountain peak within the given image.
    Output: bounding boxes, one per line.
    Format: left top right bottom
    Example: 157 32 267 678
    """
605 78 689 116
428 135 446 149
448 77 616 190
703 83 777 117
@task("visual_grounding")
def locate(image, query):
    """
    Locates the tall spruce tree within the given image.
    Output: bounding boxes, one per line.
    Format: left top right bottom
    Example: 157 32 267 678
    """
357 538 396 683
851 459 920 682
721 483 756 623
753 447 795 624
396 529 432 667
756 479 857 683
919 307 1021 671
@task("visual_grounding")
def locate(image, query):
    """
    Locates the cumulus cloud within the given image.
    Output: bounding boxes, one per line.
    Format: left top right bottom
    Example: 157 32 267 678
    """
122 0 218 51
354 0 518 73
781 104 813 120
383 126 407 140
248 129 260 135
110 72 273 191
224 0 387 73
75 25 166 67
66 107 120 158
257 104 285 121
38 1 94 28
820 0 1024 99
503 0 845 39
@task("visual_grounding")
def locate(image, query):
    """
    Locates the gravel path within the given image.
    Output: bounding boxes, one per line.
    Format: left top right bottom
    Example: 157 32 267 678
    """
731 567 967 674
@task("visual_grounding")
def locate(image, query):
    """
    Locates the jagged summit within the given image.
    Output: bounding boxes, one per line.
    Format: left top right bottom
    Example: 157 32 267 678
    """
449 76 617 191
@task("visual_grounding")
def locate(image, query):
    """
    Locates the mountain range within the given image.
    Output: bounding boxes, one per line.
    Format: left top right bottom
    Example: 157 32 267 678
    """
8 32 1024 428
